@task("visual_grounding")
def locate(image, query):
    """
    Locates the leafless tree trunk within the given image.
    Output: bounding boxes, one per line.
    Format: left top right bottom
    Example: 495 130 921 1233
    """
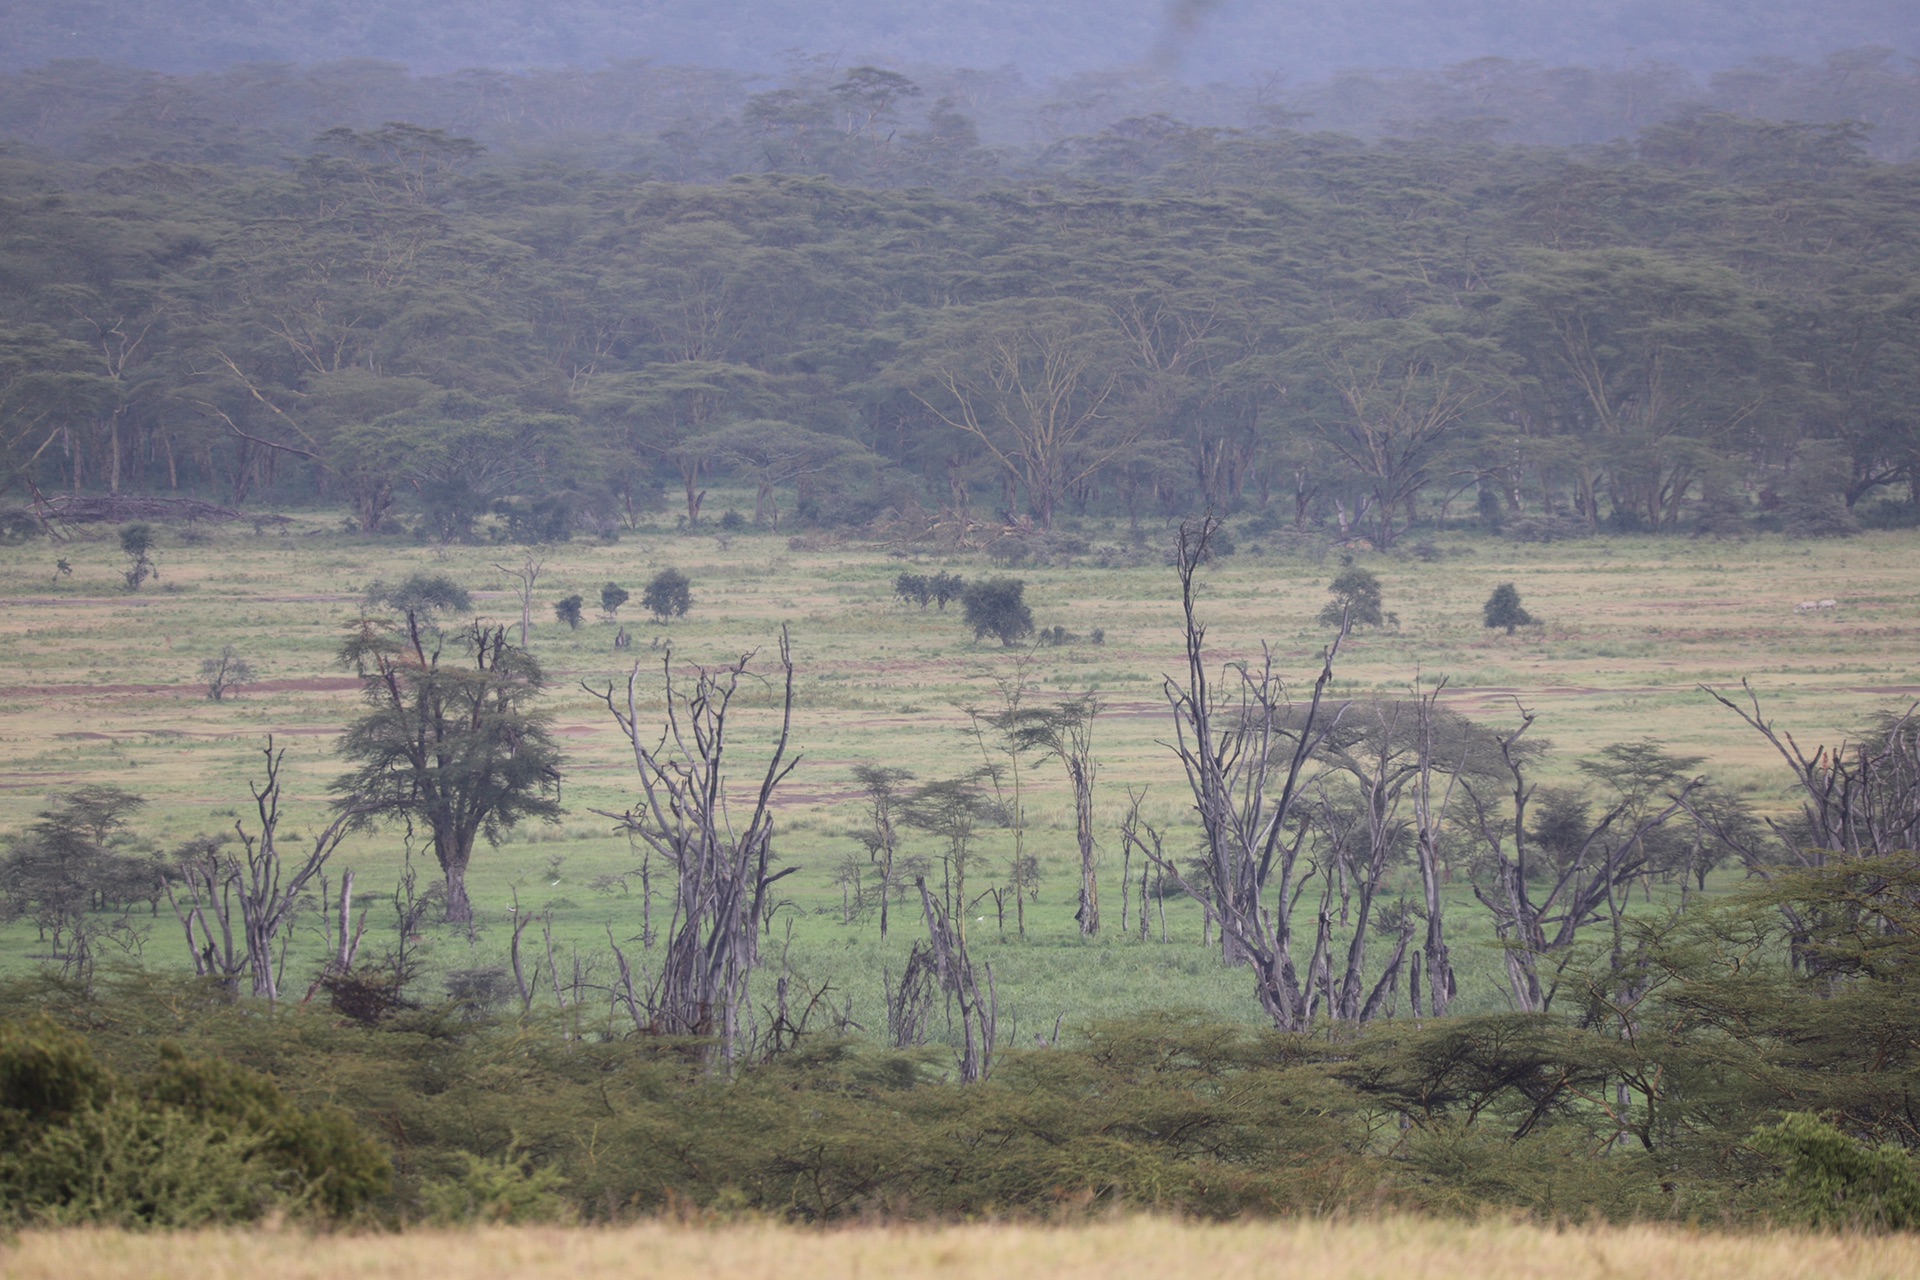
494 552 546 647
1118 516 1347 1032
589 628 800 1066
915 877 997 1082
1697 682 1920 865
168 739 356 1002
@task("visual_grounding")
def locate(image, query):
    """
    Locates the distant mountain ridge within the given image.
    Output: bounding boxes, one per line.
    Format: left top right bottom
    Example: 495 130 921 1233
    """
4 0 1916 81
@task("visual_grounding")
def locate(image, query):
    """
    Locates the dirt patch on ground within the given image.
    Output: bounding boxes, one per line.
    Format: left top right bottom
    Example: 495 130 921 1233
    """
0 676 359 698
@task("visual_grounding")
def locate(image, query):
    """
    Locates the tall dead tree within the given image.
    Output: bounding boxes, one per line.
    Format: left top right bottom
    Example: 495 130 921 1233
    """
1697 682 1920 865
915 877 997 1082
1119 516 1350 1032
590 629 799 1064
1009 696 1103 935
167 738 357 1002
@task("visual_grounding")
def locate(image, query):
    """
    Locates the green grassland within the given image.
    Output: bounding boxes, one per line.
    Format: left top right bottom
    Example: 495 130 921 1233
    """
2 510 1916 1039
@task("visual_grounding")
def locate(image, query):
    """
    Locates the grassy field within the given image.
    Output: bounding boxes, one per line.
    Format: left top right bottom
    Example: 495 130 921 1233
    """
6 1217 1920 1280
2 510 1916 1035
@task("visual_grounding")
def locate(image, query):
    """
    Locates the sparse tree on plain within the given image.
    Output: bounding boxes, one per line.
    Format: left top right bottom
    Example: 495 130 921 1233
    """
553 595 584 630
200 646 256 700
1483 582 1537 634
641 568 693 622
1318 566 1383 630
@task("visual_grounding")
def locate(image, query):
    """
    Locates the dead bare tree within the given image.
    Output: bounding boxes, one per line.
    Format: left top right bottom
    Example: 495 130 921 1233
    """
1697 682 1920 865
915 877 997 1082
1008 695 1103 935
1118 516 1349 1032
494 551 547 647
167 738 357 1002
588 628 800 1064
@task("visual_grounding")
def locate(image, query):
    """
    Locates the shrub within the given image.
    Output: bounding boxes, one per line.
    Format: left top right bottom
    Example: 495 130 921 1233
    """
641 568 693 622
1317 567 1383 629
1751 1112 1920 1230
599 582 629 620
420 1146 571 1225
119 524 157 591
895 572 932 607
1481 583 1537 635
961 578 1034 647
553 594 584 629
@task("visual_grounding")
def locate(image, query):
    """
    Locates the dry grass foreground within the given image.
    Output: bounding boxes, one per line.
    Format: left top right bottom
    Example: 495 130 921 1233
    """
5 1218 1918 1280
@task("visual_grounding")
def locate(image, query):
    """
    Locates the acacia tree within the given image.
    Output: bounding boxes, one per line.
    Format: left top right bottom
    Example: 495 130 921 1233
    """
333 612 564 924
1008 696 1103 936
899 297 1138 529
1120 517 1352 1032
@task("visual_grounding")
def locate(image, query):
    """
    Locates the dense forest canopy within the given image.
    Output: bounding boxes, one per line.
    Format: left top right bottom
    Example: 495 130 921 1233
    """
3 83 1918 547
3 0 1916 82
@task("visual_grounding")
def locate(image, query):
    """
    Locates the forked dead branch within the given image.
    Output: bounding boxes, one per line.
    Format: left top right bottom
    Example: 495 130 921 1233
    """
589 628 800 1065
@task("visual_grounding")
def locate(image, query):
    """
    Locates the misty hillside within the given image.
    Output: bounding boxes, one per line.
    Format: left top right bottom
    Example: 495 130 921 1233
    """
5 0 1916 82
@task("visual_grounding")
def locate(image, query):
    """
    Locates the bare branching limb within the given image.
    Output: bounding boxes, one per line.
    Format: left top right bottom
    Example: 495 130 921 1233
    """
1123 514 1348 1032
587 627 800 1066
915 876 997 1082
168 738 356 1002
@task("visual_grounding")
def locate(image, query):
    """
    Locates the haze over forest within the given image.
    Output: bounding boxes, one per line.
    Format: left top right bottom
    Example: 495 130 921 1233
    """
6 0 1919 81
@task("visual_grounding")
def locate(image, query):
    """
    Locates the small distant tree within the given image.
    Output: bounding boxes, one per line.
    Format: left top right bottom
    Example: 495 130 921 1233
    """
365 574 472 621
599 582 629 621
930 571 966 611
119 524 156 591
1317 567 1383 630
553 595 584 630
1482 582 1537 635
895 573 932 607
641 568 693 622
961 578 1033 647
200 647 257 701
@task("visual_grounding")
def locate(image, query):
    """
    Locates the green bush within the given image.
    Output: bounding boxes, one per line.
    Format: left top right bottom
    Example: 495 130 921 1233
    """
1750 1112 1920 1230
0 1018 389 1227
420 1145 571 1225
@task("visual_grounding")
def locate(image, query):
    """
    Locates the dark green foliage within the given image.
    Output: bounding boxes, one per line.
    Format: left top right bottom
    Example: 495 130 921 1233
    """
0 1015 388 1227
1317 567 1383 629
118 524 156 591
365 573 473 620
960 578 1033 646
1482 582 1537 634
1750 1113 1920 1230
553 594 584 629
894 571 932 606
901 571 966 610
0 1016 110 1142
599 582 628 620
640 567 693 622
334 621 564 923
493 495 575 544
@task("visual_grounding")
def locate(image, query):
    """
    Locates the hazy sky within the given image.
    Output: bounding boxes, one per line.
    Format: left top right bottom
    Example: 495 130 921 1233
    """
2 0 1915 80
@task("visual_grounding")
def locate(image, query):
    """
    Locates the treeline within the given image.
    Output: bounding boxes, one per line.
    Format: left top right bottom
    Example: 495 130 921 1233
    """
7 848 1920 1228
3 95 1920 549
8 50 1920 164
